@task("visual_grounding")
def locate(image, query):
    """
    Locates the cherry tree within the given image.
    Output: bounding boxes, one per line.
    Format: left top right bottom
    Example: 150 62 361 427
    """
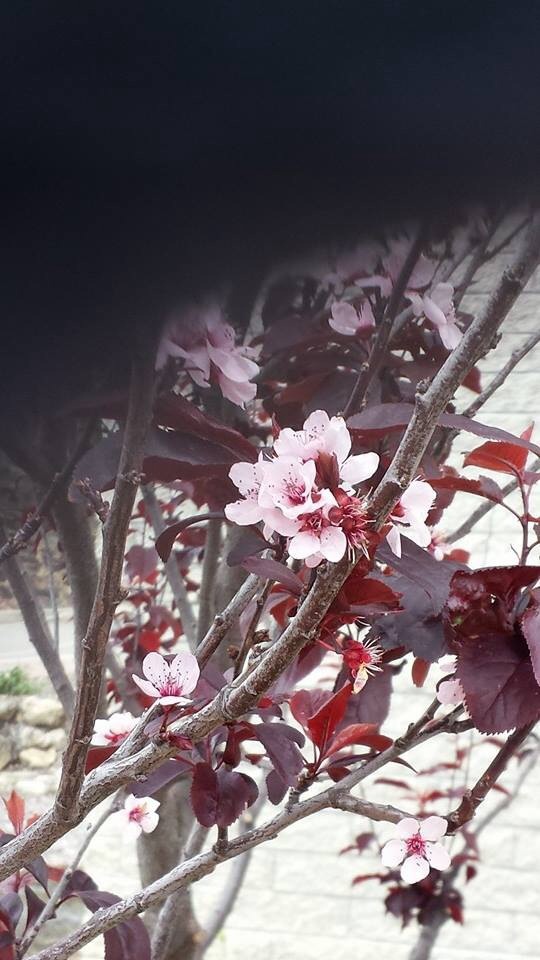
1 207 540 960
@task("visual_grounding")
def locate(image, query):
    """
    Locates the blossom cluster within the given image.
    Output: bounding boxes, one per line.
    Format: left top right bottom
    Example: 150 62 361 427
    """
157 303 259 407
329 236 462 351
225 410 435 565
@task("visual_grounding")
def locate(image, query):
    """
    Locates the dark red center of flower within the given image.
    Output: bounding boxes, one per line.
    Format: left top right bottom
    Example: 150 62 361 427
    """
343 643 373 670
406 833 426 856
328 492 369 547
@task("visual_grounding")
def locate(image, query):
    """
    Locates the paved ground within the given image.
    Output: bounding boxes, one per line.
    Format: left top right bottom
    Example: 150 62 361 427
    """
2 235 540 959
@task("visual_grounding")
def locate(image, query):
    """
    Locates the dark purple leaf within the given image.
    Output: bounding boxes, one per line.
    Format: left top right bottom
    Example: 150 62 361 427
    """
153 395 258 462
227 527 270 566
24 888 46 931
190 763 219 827
24 856 49 895
73 425 243 497
378 540 465 612
521 602 540 686
446 567 540 639
290 688 332 730
268 642 327 700
0 895 22 935
375 579 448 663
241 557 303 595
255 722 305 785
455 632 540 734
214 768 258 828
266 768 288 805
130 759 191 798
155 513 223 562
340 665 393 726
348 403 540 457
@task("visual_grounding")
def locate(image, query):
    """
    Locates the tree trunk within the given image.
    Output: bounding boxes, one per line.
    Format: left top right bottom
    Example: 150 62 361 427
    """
408 912 448 960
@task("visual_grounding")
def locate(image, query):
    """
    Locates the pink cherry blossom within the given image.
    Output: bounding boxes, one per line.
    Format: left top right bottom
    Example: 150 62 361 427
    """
381 816 451 884
287 506 347 566
386 478 436 558
224 456 301 536
274 411 379 488
329 299 375 336
92 711 138 746
408 282 462 351
156 304 259 407
132 651 200 706
112 794 160 839
257 457 329 519
436 655 465 706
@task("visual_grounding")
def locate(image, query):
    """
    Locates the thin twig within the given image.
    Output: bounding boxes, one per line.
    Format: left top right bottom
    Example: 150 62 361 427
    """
196 574 261 669
142 485 198 649
462 327 540 420
232 579 272 679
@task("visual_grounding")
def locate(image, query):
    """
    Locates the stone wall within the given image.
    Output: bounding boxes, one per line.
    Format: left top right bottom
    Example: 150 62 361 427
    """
0 696 65 770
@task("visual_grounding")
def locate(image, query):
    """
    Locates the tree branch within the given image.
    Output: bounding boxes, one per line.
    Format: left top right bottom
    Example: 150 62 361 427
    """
54 338 156 823
446 721 537 832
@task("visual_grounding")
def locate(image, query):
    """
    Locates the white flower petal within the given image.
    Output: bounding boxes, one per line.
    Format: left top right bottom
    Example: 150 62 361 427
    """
142 652 172 689
425 841 451 871
396 818 420 839
170 651 200 696
288 531 321 559
420 816 448 841
340 452 379 485
320 526 347 563
386 524 402 558
132 675 161 699
401 854 430 885
381 838 406 868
